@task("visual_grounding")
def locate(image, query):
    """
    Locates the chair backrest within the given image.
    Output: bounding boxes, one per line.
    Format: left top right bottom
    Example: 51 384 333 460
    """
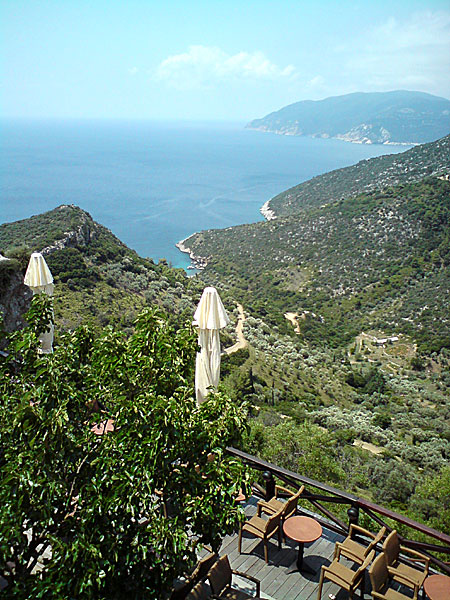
207 555 232 596
369 552 389 593
170 553 218 600
283 485 305 519
265 508 282 536
382 530 400 566
185 582 208 600
193 552 218 583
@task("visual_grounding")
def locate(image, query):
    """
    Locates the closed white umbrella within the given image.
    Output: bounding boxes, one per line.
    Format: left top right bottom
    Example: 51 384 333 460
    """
193 287 229 404
24 253 54 354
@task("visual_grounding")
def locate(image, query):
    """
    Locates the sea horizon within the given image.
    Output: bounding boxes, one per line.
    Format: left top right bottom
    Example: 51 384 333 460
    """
0 119 410 269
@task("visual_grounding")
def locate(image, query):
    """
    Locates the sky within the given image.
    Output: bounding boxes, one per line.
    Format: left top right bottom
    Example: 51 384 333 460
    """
2 0 450 120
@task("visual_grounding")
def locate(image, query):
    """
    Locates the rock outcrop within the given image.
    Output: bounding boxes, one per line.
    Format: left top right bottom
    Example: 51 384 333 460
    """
0 257 32 343
41 205 98 256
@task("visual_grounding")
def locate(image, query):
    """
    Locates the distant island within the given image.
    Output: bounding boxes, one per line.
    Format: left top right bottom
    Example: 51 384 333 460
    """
246 90 450 145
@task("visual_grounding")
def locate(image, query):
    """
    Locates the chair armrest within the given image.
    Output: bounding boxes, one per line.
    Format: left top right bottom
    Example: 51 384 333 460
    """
257 500 277 516
399 545 430 567
321 567 350 587
275 484 294 497
232 571 261 596
352 561 370 583
388 566 421 588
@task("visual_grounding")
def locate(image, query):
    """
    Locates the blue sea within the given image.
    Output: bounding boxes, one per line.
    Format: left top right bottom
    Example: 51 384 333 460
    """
0 120 409 269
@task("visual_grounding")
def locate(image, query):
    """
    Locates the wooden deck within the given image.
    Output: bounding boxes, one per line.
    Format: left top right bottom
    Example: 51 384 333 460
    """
210 496 415 600
213 495 339 600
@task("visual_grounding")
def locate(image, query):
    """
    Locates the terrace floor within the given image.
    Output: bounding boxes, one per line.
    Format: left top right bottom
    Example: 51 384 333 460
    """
207 496 415 600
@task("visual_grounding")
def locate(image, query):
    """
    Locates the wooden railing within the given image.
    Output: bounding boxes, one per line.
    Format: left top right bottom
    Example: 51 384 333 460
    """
227 447 450 574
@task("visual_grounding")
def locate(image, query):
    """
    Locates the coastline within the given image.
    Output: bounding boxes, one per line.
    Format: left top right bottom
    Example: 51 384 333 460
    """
260 199 277 221
247 126 417 146
175 235 208 270
176 197 277 270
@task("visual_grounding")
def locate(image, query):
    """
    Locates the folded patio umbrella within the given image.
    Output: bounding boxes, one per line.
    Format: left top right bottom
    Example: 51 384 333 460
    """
24 252 55 354
193 287 229 404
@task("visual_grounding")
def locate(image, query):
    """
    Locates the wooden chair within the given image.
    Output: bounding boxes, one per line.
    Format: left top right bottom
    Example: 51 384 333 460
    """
317 549 374 600
369 552 419 600
170 553 218 600
334 525 386 565
257 484 304 540
185 581 208 600
238 508 282 563
382 530 429 591
207 554 260 599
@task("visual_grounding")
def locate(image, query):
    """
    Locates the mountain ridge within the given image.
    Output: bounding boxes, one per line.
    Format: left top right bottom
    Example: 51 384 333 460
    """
247 90 450 145
1 188 449 531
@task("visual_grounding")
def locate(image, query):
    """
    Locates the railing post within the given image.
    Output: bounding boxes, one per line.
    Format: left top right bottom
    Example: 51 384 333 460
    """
262 471 275 501
347 504 359 532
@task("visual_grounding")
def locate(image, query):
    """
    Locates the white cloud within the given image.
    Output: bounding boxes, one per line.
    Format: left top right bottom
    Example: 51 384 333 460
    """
306 75 326 90
129 67 139 76
345 11 450 95
154 45 297 89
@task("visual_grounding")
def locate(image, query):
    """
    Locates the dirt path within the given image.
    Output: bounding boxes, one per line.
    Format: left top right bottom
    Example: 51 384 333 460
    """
224 303 248 355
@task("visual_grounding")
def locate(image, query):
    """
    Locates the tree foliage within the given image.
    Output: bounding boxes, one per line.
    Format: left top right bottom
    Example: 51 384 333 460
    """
0 296 248 598
409 465 450 535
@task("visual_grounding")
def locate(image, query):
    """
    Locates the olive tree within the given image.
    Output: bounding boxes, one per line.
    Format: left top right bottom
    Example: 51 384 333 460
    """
0 296 248 598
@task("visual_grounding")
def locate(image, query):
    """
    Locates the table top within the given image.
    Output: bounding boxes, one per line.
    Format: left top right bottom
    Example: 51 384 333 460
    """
423 574 450 600
283 515 323 544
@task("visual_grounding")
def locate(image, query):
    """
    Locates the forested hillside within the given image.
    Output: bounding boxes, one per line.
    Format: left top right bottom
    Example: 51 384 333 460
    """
1 183 449 536
0 205 201 333
268 134 450 216
185 176 450 528
188 177 450 352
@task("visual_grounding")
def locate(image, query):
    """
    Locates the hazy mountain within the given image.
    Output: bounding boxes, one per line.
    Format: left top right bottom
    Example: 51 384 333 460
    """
247 91 450 144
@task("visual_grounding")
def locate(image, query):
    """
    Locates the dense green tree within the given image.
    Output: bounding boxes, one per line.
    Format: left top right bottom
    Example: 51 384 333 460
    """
409 465 450 535
244 419 345 484
369 460 418 506
0 295 248 598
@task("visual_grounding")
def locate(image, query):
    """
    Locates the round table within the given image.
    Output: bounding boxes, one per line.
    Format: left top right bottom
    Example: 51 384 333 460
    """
283 515 323 574
423 574 450 600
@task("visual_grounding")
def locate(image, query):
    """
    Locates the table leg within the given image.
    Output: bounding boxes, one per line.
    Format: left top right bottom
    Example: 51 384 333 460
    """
296 542 305 570
297 542 316 575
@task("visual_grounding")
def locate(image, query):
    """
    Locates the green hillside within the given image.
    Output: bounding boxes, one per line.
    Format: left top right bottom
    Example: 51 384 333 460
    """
186 175 450 526
268 134 450 216
0 205 201 333
188 177 450 352
1 187 449 534
247 91 450 144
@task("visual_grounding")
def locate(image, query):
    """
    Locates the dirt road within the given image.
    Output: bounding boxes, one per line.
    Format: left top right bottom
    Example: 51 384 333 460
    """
224 303 247 355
